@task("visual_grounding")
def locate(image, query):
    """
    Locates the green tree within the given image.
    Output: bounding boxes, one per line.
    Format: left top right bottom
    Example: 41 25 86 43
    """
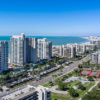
87 76 93 81
22 64 27 68
78 84 86 90
97 82 100 88
58 82 64 90
68 88 79 97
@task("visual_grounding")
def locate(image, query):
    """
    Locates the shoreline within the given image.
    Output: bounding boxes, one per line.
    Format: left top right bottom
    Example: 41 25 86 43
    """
0 36 90 46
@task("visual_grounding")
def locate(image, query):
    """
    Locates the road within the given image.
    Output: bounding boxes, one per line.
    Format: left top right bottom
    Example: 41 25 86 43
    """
30 54 91 86
0 54 91 98
50 85 68 94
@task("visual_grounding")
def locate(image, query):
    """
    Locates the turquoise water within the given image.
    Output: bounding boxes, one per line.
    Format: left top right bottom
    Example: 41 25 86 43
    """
0 36 88 45
0 36 89 54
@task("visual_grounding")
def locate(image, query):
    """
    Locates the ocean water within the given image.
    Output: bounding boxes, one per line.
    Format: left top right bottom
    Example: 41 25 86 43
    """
0 36 89 54
0 36 89 45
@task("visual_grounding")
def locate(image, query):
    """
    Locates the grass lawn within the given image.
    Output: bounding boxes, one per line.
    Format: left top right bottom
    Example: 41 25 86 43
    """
42 82 52 87
54 75 65 83
81 76 87 79
75 82 95 100
51 82 95 100
54 71 75 82
70 80 80 86
67 80 80 88
51 92 72 100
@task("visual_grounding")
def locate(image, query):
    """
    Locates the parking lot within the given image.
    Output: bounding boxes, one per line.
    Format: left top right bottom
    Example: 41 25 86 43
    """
64 76 89 84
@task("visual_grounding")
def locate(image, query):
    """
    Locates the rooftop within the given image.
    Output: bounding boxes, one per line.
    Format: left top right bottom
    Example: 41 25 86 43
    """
1 85 36 100
12 33 25 39
92 51 100 55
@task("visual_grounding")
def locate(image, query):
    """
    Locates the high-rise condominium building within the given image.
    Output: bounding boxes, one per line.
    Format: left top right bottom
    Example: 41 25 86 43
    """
90 39 100 46
10 33 37 66
62 45 76 58
1 85 51 100
52 45 76 58
75 43 86 54
67 42 97 53
86 43 97 51
10 33 26 66
67 43 86 54
37 38 52 59
26 38 37 63
91 51 100 64
52 45 63 57
0 41 8 73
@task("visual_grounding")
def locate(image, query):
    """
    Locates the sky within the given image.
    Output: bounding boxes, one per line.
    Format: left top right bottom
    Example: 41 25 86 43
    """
0 0 100 36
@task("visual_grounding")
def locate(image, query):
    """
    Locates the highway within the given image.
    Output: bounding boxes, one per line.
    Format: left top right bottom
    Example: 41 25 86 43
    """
30 54 91 86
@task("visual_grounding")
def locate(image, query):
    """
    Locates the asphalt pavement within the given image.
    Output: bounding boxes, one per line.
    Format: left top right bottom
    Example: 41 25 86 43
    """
30 54 91 86
0 54 91 98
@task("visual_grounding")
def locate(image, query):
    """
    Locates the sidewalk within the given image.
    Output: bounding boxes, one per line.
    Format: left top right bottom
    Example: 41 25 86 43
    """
50 85 68 94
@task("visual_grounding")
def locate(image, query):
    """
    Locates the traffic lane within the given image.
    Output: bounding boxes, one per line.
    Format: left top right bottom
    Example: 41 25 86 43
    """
30 55 91 86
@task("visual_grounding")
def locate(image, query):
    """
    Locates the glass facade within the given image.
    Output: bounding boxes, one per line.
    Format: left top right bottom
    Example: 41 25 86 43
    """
0 41 8 73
